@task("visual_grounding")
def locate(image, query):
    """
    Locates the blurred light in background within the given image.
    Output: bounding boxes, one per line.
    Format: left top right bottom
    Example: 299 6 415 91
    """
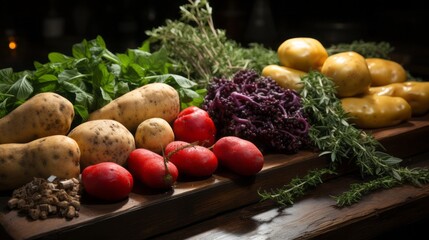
8 38 17 50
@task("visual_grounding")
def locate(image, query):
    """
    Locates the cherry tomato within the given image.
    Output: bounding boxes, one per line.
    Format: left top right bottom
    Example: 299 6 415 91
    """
127 148 178 189
213 136 264 176
165 141 218 178
81 162 133 202
173 106 216 147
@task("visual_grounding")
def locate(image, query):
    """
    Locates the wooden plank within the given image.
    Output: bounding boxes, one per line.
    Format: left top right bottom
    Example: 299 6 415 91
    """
1 114 429 240
150 152 429 240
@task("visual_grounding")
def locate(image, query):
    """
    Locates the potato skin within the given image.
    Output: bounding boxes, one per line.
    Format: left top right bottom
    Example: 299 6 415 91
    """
366 58 407 86
0 92 75 144
88 83 180 133
341 95 412 129
0 135 81 191
135 118 175 153
68 119 135 170
321 51 372 98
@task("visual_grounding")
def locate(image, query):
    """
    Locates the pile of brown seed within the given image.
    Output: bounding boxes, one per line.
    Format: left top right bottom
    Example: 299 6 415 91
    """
7 176 82 220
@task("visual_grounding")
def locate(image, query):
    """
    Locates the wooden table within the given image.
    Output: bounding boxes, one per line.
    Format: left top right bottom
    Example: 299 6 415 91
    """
150 152 429 240
1 114 429 240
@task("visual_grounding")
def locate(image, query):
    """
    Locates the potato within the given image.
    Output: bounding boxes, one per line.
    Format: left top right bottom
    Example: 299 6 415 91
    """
341 95 412 129
68 119 135 170
135 117 175 153
321 51 372 98
88 83 180 133
0 92 75 144
366 58 407 86
277 37 328 72
0 135 81 191
262 64 306 91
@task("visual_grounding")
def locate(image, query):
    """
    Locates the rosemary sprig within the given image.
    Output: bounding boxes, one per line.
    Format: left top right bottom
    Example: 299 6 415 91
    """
326 40 394 59
259 71 429 207
258 168 336 206
300 71 400 176
334 167 429 207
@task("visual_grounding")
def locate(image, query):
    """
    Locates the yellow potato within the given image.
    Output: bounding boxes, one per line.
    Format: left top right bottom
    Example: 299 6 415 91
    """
341 95 412 129
321 51 372 98
262 64 306 91
135 118 175 153
366 58 407 86
277 37 328 72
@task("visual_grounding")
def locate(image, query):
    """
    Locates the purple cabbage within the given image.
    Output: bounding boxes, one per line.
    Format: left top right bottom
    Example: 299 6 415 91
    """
201 69 310 153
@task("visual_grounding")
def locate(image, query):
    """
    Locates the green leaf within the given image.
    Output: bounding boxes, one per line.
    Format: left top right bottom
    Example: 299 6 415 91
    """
96 35 107 49
139 39 151 52
375 151 402 165
58 69 87 83
72 39 89 59
170 74 198 88
60 81 94 109
129 63 147 80
9 74 33 100
73 104 89 122
117 54 131 67
115 81 130 96
38 74 58 83
0 68 16 95
0 68 15 83
98 64 115 95
48 52 72 63
181 88 201 99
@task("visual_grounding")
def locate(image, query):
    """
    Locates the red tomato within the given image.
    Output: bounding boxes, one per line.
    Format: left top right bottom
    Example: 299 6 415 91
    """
213 136 264 176
127 148 178 189
165 141 218 178
173 106 216 147
81 162 133 202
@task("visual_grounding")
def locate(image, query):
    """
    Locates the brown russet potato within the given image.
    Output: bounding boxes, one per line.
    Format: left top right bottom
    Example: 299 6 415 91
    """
88 82 180 133
68 119 135 170
0 135 81 191
0 92 75 144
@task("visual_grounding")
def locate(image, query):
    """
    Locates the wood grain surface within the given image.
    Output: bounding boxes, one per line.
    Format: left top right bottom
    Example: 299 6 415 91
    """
152 153 429 240
1 114 429 240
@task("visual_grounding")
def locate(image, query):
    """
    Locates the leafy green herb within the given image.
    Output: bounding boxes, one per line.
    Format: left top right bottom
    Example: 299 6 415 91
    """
326 40 394 59
0 36 203 123
145 0 278 87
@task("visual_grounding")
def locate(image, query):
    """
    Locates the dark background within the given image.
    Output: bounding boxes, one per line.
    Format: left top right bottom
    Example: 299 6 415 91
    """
1 0 428 78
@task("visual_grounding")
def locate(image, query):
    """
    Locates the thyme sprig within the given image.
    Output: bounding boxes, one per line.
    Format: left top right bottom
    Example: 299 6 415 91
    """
259 71 429 207
145 0 277 87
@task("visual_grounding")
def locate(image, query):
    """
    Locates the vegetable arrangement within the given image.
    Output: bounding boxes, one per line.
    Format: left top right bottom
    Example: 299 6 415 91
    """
1 0 429 223
0 36 202 124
